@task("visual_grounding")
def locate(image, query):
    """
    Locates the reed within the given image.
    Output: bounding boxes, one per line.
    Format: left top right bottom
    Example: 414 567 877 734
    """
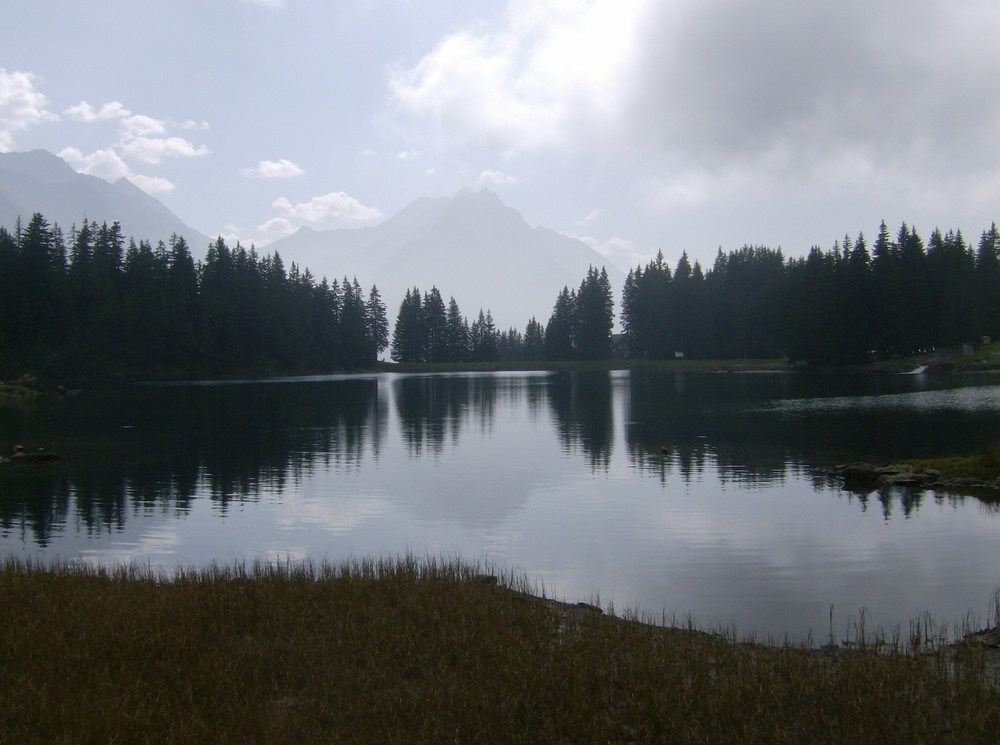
1 555 998 743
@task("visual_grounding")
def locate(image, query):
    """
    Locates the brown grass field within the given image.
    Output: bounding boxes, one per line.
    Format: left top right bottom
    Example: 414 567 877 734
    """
2 556 999 743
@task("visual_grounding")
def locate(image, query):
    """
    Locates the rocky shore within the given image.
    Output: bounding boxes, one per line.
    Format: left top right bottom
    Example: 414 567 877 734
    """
830 462 1000 494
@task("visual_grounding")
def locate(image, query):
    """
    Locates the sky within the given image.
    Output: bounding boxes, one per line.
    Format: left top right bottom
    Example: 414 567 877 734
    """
2 0 1000 274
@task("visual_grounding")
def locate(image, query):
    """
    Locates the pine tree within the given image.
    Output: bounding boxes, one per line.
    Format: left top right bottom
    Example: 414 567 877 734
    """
575 266 614 360
365 285 389 364
470 309 499 361
545 286 576 360
391 288 425 363
422 287 449 363
523 316 545 360
977 223 1000 340
445 297 468 362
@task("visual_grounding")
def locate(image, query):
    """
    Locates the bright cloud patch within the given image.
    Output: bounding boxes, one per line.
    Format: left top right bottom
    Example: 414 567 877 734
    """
58 97 210 199
241 159 304 179
478 169 518 186
574 234 643 271
128 174 176 195
59 145 176 196
258 216 296 237
58 146 130 181
389 0 1000 231
0 68 58 152
388 0 642 152
273 192 382 224
64 100 210 167
121 114 166 139
120 135 209 165
63 100 130 123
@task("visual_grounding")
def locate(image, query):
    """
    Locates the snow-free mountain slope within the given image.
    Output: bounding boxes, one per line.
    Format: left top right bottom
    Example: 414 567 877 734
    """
269 187 623 330
0 150 211 248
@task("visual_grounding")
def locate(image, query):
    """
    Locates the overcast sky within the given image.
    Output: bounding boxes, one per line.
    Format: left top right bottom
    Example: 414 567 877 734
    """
2 0 999 272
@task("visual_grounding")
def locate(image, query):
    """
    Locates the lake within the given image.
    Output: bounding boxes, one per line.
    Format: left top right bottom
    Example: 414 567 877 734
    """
3 369 1000 643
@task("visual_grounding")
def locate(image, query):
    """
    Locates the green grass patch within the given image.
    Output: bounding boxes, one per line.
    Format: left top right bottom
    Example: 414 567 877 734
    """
2 556 999 743
912 441 1000 482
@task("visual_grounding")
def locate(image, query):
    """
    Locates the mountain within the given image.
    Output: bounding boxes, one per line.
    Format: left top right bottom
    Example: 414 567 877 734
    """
0 151 622 331
0 150 211 248
268 187 624 331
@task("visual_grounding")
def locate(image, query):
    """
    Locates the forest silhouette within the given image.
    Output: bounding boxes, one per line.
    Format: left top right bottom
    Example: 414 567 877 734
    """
2 213 998 377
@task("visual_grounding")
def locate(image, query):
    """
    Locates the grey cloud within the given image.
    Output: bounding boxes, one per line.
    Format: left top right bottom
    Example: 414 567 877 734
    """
629 0 1000 176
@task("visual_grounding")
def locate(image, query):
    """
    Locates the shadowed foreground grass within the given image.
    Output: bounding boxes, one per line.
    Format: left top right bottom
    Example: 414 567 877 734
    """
2 557 999 743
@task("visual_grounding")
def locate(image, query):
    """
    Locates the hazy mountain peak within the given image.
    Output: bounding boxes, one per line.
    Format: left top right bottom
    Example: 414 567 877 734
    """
453 186 500 202
0 149 210 247
268 188 623 329
0 149 79 183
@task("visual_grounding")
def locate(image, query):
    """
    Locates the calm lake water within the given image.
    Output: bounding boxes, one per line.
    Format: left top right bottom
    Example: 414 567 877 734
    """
3 369 1000 643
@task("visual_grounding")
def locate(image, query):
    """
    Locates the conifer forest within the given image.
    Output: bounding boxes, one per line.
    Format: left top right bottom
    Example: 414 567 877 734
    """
2 213 998 378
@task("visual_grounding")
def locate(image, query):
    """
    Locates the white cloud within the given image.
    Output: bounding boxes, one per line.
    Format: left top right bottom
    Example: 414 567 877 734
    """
478 169 518 186
58 146 130 181
128 174 176 194
388 0 642 153
241 158 304 179
59 100 209 183
121 114 167 139
0 68 58 152
120 135 210 164
180 119 210 131
574 233 643 271
396 149 417 160
258 216 296 237
390 0 1000 220
59 147 176 196
272 192 383 224
578 209 602 226
63 100 130 123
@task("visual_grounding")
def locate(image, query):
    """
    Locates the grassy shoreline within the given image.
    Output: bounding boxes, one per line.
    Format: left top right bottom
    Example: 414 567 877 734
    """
6 340 1000 387
3 556 999 743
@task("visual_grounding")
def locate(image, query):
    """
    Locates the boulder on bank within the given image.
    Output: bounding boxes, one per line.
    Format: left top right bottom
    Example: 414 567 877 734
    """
830 463 980 493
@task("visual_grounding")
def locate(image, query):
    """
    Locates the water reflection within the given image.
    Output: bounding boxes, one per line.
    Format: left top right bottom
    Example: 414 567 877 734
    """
2 370 1000 547
548 372 613 470
0 377 388 542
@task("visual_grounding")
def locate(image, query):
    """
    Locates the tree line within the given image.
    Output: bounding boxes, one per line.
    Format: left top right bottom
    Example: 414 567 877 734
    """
388 266 613 364
391 220 1000 366
0 213 389 378
622 221 1000 364
5 210 999 378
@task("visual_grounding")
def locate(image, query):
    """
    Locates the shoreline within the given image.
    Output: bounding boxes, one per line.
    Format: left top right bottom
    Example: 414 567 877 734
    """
6 347 1000 387
829 462 1000 495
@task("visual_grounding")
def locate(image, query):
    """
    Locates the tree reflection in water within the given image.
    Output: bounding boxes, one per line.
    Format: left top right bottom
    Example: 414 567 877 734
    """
2 370 1000 545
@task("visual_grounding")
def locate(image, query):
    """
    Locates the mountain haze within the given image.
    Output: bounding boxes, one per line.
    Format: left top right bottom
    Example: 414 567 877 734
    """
269 188 624 330
0 150 622 332
0 150 211 248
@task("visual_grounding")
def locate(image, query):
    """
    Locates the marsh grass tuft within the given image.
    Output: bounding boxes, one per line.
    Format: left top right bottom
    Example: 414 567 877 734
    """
912 440 1000 483
2 555 999 743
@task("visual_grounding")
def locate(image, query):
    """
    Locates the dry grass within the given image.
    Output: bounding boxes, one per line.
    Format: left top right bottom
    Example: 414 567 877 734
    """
1 556 999 743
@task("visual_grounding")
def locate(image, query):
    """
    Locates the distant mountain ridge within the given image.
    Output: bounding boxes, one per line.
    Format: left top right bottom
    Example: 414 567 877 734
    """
268 187 623 330
0 150 210 248
0 150 621 331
